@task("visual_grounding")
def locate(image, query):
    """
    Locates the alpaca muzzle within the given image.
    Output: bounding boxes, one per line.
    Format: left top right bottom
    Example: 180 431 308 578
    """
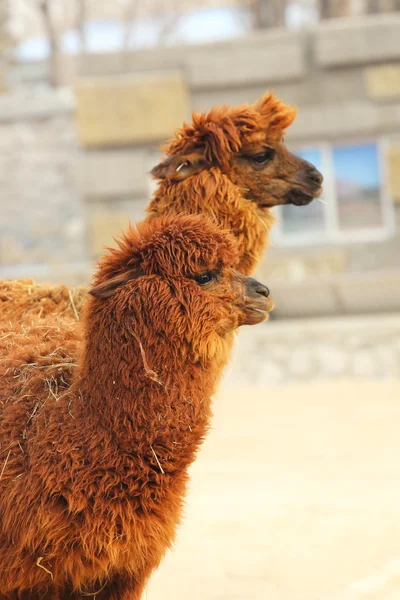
236 275 274 325
285 162 324 206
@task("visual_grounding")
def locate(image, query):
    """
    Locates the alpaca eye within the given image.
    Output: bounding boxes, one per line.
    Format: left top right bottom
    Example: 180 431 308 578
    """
251 149 275 164
194 272 216 286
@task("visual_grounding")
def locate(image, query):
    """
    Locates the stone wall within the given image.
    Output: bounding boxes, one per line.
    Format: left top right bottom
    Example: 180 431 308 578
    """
0 0 13 92
227 313 400 386
0 87 86 269
77 14 400 148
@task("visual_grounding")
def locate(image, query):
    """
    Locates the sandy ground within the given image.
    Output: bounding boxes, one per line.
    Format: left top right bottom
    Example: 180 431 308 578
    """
146 379 400 600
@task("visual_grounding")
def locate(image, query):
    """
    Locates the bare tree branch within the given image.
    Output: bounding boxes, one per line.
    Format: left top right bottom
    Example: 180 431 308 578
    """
366 0 380 11
319 0 353 18
158 11 183 44
319 0 331 18
38 0 62 87
253 0 286 28
76 0 87 54
122 1 140 51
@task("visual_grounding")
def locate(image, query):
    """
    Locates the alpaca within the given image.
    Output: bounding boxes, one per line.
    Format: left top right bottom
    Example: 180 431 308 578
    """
0 91 322 322
149 90 323 275
0 214 273 599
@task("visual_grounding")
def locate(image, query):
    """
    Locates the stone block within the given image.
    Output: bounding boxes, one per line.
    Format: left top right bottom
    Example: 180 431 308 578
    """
0 54 8 93
88 213 130 257
287 101 400 141
75 71 189 148
316 345 348 376
79 46 185 78
80 32 305 90
336 269 400 314
0 86 75 123
191 66 367 117
187 31 306 88
79 52 125 77
78 149 150 199
388 146 400 203
262 250 348 280
365 64 400 100
265 279 339 318
315 14 400 68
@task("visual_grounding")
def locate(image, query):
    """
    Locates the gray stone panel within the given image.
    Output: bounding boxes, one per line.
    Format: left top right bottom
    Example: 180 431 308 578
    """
191 68 367 119
336 269 400 314
0 103 85 267
80 32 306 89
316 14 400 68
287 100 400 142
187 31 306 89
77 148 154 199
80 47 186 77
229 313 400 385
0 86 75 123
267 278 339 318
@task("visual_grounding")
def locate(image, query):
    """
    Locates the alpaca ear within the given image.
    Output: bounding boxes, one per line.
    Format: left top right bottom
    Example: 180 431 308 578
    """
89 268 146 299
151 152 209 181
253 91 297 131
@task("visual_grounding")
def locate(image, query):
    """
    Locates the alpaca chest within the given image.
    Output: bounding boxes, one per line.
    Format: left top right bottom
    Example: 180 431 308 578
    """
77 485 185 578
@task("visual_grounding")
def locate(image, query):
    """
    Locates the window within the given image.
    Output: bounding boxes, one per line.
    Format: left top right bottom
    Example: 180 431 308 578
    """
274 140 395 246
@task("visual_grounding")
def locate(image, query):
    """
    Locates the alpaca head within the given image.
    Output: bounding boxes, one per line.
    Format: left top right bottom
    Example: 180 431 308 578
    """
151 91 323 208
89 215 273 362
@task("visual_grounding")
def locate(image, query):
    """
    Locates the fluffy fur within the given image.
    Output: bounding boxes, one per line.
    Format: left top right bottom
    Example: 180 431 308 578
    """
0 215 272 599
0 90 322 322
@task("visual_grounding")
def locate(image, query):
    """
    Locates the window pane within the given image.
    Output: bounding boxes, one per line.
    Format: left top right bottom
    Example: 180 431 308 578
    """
333 142 383 231
281 148 326 235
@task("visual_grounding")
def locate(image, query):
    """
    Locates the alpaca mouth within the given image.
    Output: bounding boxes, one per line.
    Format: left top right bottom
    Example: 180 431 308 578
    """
285 186 322 206
251 307 271 317
242 307 271 325
240 299 274 325
251 182 323 208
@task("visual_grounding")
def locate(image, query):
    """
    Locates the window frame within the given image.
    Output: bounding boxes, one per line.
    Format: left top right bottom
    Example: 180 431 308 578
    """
272 137 396 247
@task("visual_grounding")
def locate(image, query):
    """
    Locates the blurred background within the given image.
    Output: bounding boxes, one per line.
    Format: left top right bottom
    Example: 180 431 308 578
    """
1 1 400 598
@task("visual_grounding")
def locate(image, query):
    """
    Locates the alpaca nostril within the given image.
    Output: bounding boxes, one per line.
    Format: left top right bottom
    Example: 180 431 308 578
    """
246 277 270 299
256 284 269 298
308 168 323 185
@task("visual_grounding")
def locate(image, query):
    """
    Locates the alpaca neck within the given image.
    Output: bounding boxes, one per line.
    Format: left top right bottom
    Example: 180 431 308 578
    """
73 306 222 470
147 169 273 275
